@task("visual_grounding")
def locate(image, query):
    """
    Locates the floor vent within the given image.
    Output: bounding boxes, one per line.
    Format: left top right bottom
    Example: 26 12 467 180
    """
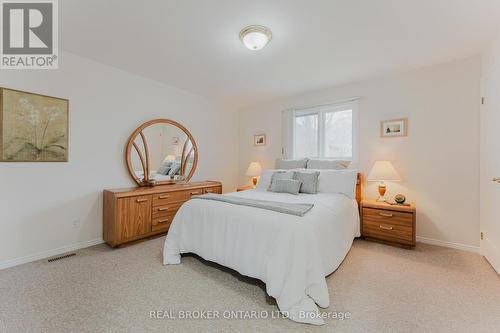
47 253 76 262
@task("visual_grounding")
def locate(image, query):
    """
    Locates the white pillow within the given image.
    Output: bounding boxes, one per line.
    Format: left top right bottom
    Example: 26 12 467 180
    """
256 169 278 190
316 169 358 198
307 159 350 170
275 158 308 169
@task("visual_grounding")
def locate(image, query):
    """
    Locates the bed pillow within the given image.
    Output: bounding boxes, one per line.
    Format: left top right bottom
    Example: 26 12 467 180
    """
157 161 173 175
306 159 350 170
255 169 276 190
275 158 308 170
168 162 181 176
295 171 320 194
269 179 302 195
316 169 358 199
268 171 296 192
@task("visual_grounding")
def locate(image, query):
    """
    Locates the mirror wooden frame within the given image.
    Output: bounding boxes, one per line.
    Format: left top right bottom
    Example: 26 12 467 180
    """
125 119 198 186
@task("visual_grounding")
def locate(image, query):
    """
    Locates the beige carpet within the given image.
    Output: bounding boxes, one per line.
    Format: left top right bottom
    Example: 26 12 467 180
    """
0 238 499 333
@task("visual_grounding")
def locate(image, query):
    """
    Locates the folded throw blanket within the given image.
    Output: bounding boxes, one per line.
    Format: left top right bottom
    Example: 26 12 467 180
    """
191 193 314 216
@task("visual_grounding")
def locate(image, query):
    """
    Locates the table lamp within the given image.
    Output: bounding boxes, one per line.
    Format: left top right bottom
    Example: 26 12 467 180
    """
246 162 262 186
367 161 401 202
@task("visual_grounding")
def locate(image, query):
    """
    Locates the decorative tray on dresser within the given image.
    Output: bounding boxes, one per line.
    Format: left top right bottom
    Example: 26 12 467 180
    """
103 181 222 247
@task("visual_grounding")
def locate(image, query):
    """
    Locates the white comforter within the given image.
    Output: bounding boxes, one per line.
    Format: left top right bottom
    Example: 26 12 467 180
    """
163 189 360 325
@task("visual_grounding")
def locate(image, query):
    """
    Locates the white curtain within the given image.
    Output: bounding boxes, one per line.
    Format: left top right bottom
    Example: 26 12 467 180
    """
281 109 295 159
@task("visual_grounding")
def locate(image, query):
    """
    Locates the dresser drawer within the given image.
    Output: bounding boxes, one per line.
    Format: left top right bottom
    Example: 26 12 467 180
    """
362 207 413 226
152 214 173 232
152 190 191 206
204 186 221 194
187 188 205 196
152 202 184 219
152 222 171 233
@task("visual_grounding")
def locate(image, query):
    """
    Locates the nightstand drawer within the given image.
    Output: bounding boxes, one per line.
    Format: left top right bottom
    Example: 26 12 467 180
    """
362 207 413 226
362 219 413 245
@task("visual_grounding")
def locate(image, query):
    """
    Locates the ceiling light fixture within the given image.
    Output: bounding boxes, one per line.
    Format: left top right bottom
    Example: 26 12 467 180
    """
239 25 272 51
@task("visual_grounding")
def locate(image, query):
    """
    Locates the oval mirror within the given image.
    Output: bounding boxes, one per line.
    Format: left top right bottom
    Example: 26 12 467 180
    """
125 119 198 186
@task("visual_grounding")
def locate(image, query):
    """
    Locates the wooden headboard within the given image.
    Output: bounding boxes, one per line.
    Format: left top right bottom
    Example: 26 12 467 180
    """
356 173 363 206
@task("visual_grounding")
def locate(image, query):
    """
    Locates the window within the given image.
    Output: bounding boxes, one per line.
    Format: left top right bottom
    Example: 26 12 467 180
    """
294 113 318 158
283 100 358 161
323 109 352 158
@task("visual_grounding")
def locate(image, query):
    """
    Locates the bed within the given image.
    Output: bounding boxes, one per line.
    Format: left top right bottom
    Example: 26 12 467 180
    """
163 170 361 325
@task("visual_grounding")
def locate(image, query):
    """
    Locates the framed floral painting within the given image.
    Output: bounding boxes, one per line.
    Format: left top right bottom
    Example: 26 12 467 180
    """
0 88 69 162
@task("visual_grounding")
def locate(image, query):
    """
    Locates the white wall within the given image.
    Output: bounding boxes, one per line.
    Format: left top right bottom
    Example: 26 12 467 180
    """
239 57 481 250
0 51 239 268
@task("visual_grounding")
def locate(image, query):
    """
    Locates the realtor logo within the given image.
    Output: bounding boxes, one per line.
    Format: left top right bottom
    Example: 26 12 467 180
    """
1 0 58 69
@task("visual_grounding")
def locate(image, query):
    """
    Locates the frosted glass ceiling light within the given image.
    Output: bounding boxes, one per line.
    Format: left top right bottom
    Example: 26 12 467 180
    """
239 25 272 50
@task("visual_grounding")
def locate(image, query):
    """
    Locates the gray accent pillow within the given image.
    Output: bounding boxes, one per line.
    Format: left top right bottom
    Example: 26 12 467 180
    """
157 161 173 175
168 162 181 176
295 171 320 194
306 159 350 170
268 171 296 192
270 179 302 195
275 158 308 169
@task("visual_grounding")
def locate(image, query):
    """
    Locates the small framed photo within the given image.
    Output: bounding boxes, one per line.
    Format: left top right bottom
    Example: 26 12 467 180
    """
254 134 266 146
381 118 408 138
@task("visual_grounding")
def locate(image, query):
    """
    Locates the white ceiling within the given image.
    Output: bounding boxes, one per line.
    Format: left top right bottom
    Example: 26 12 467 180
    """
61 0 500 108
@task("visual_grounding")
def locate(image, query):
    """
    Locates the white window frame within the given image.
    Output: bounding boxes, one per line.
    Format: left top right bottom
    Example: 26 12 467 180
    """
282 99 359 162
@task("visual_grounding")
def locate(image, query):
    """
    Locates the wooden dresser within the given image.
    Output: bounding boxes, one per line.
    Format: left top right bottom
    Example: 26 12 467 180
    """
360 199 416 248
103 181 222 247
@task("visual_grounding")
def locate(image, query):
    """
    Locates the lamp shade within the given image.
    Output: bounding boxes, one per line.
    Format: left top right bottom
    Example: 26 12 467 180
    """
367 161 401 182
245 162 262 177
163 155 176 162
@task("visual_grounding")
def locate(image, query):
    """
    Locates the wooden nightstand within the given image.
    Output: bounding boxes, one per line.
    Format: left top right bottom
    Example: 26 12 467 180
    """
360 199 416 248
237 185 254 192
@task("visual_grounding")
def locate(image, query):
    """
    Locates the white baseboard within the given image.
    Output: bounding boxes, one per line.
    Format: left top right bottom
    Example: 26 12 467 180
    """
0 238 104 270
480 237 500 274
416 236 479 253
0 236 485 270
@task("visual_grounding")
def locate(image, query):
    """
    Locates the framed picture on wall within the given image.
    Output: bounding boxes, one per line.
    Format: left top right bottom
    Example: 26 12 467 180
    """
381 118 408 138
0 87 69 162
254 134 266 146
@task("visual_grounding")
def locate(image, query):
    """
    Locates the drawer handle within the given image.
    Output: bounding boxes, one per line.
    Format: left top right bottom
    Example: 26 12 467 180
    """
158 207 169 211
379 212 393 217
190 191 200 195
379 225 393 231
136 198 148 203
158 195 170 199
158 218 169 224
